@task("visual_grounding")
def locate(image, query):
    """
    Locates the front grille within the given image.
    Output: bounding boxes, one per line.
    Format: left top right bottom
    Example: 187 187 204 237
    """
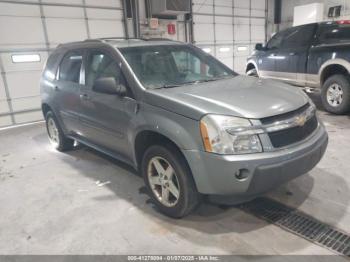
260 104 318 148
261 103 310 125
268 115 318 148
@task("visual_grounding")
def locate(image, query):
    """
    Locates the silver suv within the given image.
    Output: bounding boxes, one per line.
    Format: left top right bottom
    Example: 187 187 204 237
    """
41 38 328 218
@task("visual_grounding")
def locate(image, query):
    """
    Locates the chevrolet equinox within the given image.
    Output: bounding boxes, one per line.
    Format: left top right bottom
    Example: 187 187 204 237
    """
40 38 328 218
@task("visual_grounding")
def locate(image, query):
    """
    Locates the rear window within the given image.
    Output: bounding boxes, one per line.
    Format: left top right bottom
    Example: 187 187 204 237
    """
318 24 350 43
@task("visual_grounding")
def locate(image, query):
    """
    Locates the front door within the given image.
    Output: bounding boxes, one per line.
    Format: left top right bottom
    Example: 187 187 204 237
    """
275 24 317 86
78 48 137 161
258 30 285 79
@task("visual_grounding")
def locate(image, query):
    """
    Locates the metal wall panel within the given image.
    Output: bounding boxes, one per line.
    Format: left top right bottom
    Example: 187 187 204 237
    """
87 8 124 38
43 0 83 4
85 0 122 8
0 79 9 114
46 18 88 46
0 17 46 49
0 0 124 127
193 0 267 74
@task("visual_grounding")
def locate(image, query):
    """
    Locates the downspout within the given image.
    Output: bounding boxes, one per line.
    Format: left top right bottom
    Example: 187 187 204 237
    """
274 0 282 32
189 0 194 43
121 0 129 39
134 0 141 38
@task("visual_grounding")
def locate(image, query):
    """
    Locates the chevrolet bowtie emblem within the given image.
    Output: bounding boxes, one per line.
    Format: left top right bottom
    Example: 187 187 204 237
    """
295 115 307 126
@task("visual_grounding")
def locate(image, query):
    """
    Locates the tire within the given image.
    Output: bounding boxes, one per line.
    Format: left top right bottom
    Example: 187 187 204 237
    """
246 67 258 77
141 144 201 218
45 111 74 152
321 74 350 115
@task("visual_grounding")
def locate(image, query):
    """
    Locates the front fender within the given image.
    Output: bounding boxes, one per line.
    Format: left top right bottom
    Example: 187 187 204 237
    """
129 103 204 165
133 104 203 150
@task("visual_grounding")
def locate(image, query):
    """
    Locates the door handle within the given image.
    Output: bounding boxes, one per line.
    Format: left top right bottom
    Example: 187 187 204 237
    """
80 94 90 101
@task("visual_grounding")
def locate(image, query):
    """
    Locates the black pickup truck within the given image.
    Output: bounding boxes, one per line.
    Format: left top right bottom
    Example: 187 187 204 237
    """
246 20 350 114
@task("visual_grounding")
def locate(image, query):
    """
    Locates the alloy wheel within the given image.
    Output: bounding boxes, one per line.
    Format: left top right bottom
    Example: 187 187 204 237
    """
47 117 60 146
147 156 180 207
327 83 344 107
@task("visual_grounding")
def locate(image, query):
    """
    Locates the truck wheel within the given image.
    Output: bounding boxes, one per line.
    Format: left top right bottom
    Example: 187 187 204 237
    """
45 111 74 151
246 67 258 77
321 74 350 114
141 145 201 218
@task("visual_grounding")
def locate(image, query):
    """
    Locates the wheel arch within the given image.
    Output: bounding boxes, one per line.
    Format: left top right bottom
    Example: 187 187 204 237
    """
246 62 256 72
41 103 52 118
319 59 350 86
133 129 201 195
134 130 186 170
246 59 259 76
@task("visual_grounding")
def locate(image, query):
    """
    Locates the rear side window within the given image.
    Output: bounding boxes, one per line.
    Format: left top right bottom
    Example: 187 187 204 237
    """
318 24 350 43
43 52 60 80
59 51 83 83
281 24 316 49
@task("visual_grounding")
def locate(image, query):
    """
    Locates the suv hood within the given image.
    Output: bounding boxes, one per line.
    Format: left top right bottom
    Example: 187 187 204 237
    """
143 75 309 120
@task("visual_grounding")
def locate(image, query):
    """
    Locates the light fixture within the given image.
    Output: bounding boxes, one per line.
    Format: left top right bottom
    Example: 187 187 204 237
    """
202 48 211 53
237 46 248 51
219 47 230 53
12 54 41 63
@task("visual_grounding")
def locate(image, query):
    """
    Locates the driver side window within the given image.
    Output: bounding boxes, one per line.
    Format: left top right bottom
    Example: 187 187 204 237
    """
266 31 285 50
171 51 228 78
172 51 203 75
86 51 121 87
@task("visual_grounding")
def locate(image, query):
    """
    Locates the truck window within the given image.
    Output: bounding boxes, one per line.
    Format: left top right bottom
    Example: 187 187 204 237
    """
318 24 350 43
266 31 285 50
281 24 316 49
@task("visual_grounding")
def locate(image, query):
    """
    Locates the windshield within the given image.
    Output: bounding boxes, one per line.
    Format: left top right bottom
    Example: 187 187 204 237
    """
119 45 236 89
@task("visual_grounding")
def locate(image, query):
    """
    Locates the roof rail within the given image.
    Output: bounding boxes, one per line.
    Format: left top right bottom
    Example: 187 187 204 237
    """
99 37 141 40
84 37 175 42
143 38 173 41
84 37 143 42
84 39 104 43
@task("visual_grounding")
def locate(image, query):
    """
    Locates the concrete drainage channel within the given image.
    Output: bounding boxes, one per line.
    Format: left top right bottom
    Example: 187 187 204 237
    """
239 197 350 257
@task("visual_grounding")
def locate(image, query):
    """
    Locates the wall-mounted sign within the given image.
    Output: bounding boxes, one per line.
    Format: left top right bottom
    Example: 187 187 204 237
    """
149 18 159 29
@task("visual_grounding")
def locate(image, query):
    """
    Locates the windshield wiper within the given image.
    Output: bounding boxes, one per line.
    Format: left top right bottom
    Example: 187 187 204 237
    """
184 76 234 85
154 76 234 89
161 84 182 89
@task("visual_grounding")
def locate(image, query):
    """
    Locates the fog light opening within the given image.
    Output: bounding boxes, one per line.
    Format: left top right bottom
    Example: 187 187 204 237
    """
235 169 250 181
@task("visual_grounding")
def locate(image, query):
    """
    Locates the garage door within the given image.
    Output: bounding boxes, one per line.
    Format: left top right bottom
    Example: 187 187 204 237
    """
192 0 267 74
0 0 125 128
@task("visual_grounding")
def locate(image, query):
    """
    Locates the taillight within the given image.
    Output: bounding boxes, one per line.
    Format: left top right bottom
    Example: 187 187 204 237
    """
337 20 350 25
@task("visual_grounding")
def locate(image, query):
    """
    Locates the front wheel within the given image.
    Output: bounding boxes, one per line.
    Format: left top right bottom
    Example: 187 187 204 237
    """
246 67 258 77
141 145 201 218
321 74 350 114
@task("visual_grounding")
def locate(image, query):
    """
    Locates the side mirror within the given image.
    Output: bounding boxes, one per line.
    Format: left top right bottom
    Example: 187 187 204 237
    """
93 77 127 96
255 43 265 51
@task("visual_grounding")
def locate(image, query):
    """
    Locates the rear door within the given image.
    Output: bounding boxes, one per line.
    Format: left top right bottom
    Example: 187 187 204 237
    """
275 24 317 85
55 50 83 134
258 30 285 78
78 48 136 160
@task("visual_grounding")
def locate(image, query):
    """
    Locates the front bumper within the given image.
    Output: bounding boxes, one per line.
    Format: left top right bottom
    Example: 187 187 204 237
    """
182 123 328 199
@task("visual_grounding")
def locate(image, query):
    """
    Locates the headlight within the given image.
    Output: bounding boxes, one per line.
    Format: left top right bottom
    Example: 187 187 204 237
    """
200 114 263 155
